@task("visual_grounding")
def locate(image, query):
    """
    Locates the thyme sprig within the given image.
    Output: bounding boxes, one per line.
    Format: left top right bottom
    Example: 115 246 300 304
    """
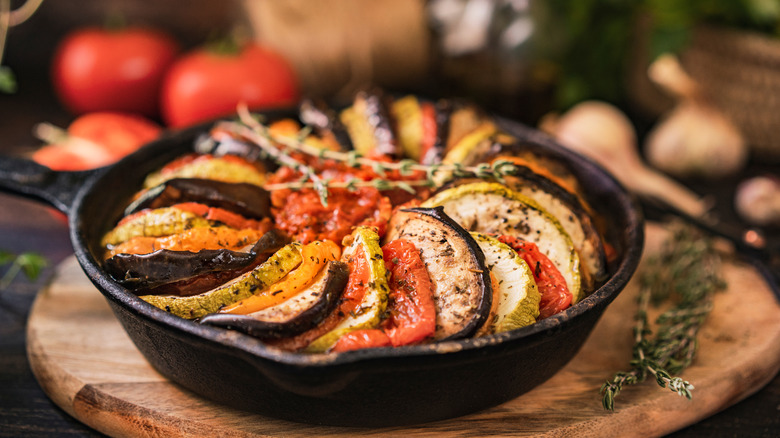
217 103 522 206
601 221 727 410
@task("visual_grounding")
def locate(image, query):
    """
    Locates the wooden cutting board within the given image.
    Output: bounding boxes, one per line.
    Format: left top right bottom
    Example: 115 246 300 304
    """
26 224 780 437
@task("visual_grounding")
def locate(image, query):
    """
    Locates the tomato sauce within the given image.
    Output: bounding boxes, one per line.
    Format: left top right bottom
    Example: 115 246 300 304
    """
268 155 424 244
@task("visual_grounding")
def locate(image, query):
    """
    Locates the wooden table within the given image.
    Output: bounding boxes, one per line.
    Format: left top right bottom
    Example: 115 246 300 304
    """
1 37 779 438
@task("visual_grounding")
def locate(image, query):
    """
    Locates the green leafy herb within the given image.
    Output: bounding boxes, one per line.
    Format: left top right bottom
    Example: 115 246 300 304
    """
0 249 48 292
228 105 531 206
601 221 727 410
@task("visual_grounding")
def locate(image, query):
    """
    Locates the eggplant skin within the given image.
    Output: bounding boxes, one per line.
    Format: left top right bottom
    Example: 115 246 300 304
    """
124 178 272 220
200 260 349 338
104 229 290 296
299 99 354 151
385 207 492 341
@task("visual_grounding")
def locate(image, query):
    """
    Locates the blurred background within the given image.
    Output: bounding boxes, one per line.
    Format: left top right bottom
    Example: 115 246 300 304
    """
3 0 779 225
1 1 779 435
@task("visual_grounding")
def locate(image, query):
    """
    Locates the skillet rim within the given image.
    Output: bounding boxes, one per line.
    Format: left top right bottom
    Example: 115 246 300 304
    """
68 111 645 368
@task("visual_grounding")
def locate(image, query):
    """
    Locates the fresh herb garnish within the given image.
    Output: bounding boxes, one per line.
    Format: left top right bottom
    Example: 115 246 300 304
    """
601 221 727 410
224 103 526 206
0 249 48 292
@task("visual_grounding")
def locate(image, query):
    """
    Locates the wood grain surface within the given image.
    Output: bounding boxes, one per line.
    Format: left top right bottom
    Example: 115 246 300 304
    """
25 224 780 437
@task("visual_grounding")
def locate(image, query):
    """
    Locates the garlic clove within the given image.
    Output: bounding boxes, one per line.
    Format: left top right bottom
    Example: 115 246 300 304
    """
735 175 780 227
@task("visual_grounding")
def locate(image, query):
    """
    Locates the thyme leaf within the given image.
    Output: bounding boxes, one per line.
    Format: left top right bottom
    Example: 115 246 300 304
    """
0 249 48 292
601 221 726 410
218 108 536 206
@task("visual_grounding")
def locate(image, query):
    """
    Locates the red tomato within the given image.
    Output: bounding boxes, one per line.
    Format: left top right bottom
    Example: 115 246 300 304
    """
32 112 161 170
160 43 300 128
497 235 572 319
52 27 179 117
67 112 162 156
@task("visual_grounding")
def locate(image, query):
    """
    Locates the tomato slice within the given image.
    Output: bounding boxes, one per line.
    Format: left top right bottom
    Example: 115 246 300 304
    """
330 239 435 352
419 102 437 160
381 239 436 345
271 187 392 245
171 202 269 230
331 329 392 352
497 235 572 319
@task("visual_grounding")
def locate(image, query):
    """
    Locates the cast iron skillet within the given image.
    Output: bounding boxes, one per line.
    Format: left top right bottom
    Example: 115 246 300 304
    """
0 111 644 427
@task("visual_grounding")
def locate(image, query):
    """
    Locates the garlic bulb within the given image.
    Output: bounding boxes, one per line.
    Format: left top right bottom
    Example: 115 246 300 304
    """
540 100 710 217
646 100 748 179
540 101 637 162
645 55 748 179
735 175 780 227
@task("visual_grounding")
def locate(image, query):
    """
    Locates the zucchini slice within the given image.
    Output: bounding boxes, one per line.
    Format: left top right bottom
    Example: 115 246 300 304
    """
421 182 583 304
143 154 266 189
444 167 607 289
339 90 401 158
390 95 424 161
102 207 211 247
385 207 493 340
471 233 540 333
140 243 303 319
441 121 497 166
498 167 607 287
200 260 349 338
305 227 390 353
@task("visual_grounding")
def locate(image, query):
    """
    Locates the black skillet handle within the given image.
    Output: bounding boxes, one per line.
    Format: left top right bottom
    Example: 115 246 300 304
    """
0 155 101 215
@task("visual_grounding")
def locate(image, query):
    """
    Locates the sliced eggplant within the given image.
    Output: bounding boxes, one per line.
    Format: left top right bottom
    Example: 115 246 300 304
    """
384 207 493 341
339 89 402 158
421 182 583 304
143 154 266 189
471 233 540 334
194 132 269 165
299 99 353 151
304 227 390 353
140 242 303 319
419 99 488 166
104 229 290 296
200 260 349 338
124 178 272 220
102 207 211 247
